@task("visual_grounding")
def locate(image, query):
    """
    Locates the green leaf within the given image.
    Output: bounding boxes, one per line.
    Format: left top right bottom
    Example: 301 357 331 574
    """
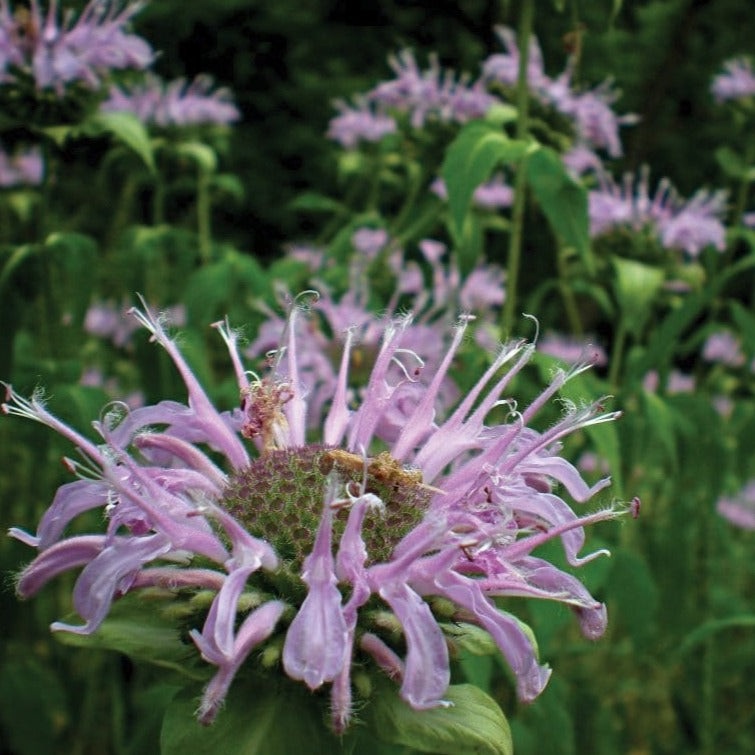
458 210 485 276
289 191 347 215
88 111 156 172
57 593 206 680
0 243 36 290
161 678 340 755
483 103 518 127
441 120 530 241
525 147 594 274
175 141 218 173
611 257 665 337
458 653 495 693
675 615 755 658
368 680 513 755
40 124 77 146
729 299 755 356
628 254 755 380
184 247 267 326
211 173 245 202
714 146 751 181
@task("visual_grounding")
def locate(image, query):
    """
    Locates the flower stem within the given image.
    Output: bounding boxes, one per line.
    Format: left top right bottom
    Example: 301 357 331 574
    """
731 140 754 227
502 0 534 336
197 167 212 264
607 319 627 390
390 159 423 236
556 242 584 335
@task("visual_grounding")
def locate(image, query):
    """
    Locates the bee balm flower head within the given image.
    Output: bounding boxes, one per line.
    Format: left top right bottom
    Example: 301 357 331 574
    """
4 297 633 732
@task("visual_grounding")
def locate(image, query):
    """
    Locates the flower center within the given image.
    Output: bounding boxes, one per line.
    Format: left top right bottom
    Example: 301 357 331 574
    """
223 445 432 568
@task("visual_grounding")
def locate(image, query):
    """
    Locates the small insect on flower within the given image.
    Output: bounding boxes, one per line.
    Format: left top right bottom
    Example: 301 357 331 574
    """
321 449 443 495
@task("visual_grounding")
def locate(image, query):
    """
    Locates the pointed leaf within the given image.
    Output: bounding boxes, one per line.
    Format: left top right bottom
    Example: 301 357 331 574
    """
89 111 156 172
289 191 348 214
442 121 530 241
368 680 513 755
629 255 755 379
161 678 340 755
525 147 593 274
612 257 664 337
175 141 218 173
57 593 206 680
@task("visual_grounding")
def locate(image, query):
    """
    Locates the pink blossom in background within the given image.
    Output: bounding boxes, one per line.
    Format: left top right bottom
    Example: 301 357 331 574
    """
286 243 325 271
717 481 755 530
642 369 695 395
0 0 153 93
539 332 607 367
666 370 696 394
79 367 144 409
712 395 734 419
0 146 43 187
327 98 397 148
460 266 506 311
431 174 514 210
481 26 550 92
711 57 755 103
351 227 389 258
562 145 604 177
103 73 240 127
577 451 610 476
85 300 186 349
327 48 496 147
482 26 637 159
702 330 745 368
370 49 496 128
588 167 727 257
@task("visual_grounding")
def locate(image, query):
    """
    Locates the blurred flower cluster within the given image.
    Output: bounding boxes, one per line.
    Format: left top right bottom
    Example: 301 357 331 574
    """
588 167 727 257
102 72 240 127
0 0 152 93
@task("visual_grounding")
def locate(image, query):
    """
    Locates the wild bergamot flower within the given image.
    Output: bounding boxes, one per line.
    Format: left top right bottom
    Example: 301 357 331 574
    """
4 299 634 732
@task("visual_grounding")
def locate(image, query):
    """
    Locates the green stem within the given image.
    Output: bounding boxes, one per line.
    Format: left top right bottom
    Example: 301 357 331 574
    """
699 488 717 755
106 174 141 253
502 0 534 336
39 138 54 239
152 164 165 226
607 319 627 390
197 167 212 264
556 243 584 335
390 160 423 236
365 153 382 212
393 201 444 247
731 140 754 227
